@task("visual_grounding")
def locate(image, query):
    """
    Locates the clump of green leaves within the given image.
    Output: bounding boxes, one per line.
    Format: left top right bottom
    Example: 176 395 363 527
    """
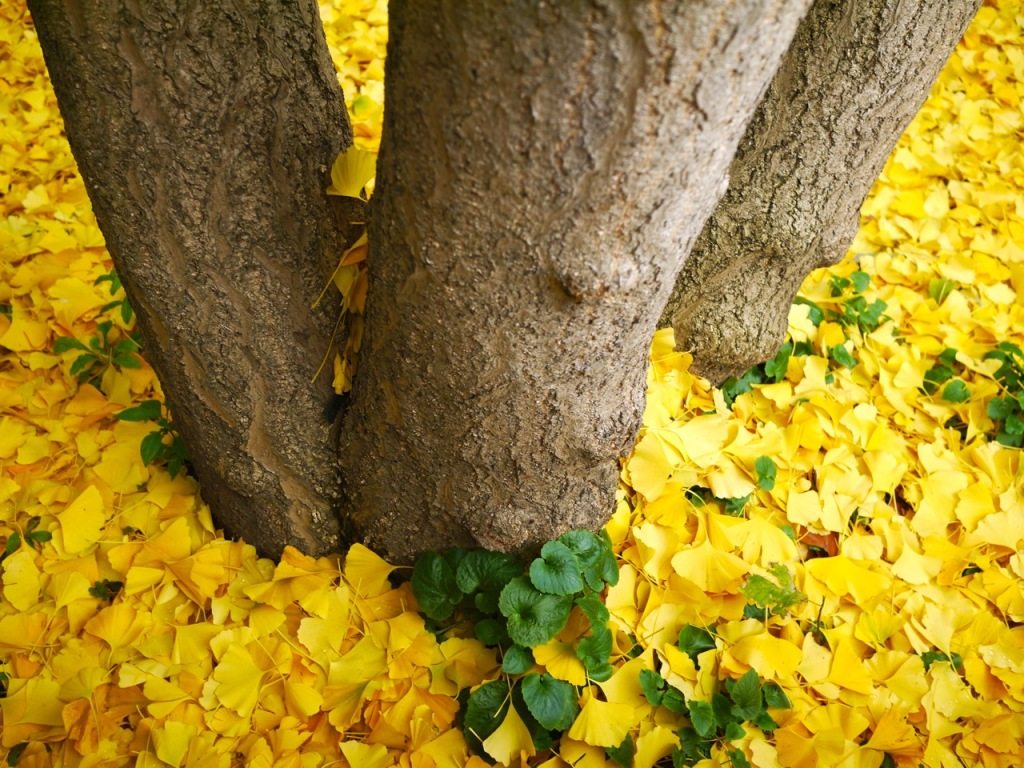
984 342 1024 447
412 530 619 758
924 344 1024 447
638 630 791 768
923 348 961 395
54 320 142 386
742 564 805 619
89 579 124 602
117 400 189 477
827 270 889 334
95 268 134 324
674 670 791 768
720 339 814 407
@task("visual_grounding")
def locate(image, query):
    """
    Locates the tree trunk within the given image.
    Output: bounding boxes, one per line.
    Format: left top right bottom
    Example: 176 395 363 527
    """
29 0 362 557
339 0 811 560
660 0 981 384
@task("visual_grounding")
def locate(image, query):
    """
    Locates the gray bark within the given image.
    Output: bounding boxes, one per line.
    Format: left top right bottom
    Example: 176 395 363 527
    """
29 0 362 557
661 0 982 384
339 0 811 560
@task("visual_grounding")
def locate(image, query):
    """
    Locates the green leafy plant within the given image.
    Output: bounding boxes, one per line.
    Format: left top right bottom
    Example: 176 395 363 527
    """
983 342 1024 447
89 579 124 602
742 564 805 619
638 637 792 768
95 268 134 324
923 348 960 394
826 270 889 334
920 649 963 671
673 669 791 767
720 338 814 407
117 400 189 477
754 457 777 492
606 734 634 767
5 742 27 767
829 343 858 370
678 624 718 666
924 343 1024 447
54 320 142 386
411 529 619 759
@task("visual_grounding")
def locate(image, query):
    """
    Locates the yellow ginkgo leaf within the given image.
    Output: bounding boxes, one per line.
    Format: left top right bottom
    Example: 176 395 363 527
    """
340 741 392 768
566 690 635 748
344 543 395 597
670 538 749 593
634 725 682 768
327 146 377 198
152 720 196 768
58 484 107 553
2 549 40 612
210 644 263 717
482 702 537 766
533 641 587 685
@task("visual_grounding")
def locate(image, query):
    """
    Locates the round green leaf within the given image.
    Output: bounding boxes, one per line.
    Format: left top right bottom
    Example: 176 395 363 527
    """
521 673 578 731
117 400 163 422
499 577 572 647
688 699 716 738
411 551 460 621
576 624 613 672
140 431 166 466
474 618 507 646
574 593 609 628
456 549 522 595
502 645 534 675
529 541 584 595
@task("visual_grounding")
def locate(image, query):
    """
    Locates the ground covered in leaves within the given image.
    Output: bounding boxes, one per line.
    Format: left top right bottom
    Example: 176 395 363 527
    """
1 1 1022 766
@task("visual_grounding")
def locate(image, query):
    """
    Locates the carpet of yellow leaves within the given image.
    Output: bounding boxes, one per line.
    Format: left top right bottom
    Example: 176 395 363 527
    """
1 1 1022 767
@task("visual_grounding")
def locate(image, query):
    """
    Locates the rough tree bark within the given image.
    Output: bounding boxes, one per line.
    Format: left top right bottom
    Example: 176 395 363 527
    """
338 0 811 559
660 0 982 384
28 0 363 556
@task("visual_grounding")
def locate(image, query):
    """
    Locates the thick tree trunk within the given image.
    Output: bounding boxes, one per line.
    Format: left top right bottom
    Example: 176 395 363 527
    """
29 0 360 557
660 0 981 384
339 0 811 560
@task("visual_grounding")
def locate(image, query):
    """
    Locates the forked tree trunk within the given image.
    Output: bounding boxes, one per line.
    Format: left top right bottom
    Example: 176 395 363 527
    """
29 0 361 557
661 0 982 384
339 0 811 560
